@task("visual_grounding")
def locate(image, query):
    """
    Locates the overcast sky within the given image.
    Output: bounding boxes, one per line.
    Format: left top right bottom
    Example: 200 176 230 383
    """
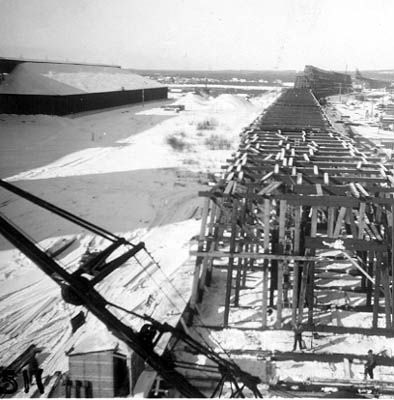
1 0 393 71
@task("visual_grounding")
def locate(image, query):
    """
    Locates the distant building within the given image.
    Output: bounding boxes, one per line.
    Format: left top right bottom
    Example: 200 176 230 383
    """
294 65 352 99
0 58 167 115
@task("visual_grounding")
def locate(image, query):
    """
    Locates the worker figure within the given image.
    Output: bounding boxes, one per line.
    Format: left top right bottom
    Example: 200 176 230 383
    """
267 308 276 326
22 346 44 394
364 349 377 380
292 323 305 351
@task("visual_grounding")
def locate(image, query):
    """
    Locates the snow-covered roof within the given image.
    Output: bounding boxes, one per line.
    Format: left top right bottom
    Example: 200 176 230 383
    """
0 62 164 95
67 329 128 356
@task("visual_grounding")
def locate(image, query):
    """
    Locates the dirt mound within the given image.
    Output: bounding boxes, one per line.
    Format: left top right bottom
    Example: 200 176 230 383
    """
210 94 254 111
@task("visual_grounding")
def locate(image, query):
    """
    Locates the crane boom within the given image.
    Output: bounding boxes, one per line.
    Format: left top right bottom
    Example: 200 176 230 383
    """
0 214 204 398
0 179 262 398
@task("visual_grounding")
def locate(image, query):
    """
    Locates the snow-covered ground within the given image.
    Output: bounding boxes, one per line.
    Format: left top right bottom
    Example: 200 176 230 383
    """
328 91 394 146
0 90 280 395
4 92 279 182
176 251 394 389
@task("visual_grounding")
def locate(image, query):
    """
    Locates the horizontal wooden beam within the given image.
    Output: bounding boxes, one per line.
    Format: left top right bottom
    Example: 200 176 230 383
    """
199 191 394 206
305 237 388 251
190 250 318 261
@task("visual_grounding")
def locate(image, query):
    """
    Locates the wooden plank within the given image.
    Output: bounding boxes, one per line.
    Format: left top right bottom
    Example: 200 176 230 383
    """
333 207 347 237
224 203 238 327
346 208 358 238
234 198 247 307
392 205 394 326
297 261 310 324
198 199 213 298
292 206 301 325
373 252 380 329
291 167 384 176
262 199 270 328
198 191 394 206
308 207 317 325
273 195 361 208
381 257 392 329
311 207 318 237
189 198 210 313
190 251 318 261
366 252 373 307
276 200 287 328
330 176 388 183
290 184 394 195
327 207 335 238
233 238 243 307
270 229 279 307
206 202 221 287
224 181 234 194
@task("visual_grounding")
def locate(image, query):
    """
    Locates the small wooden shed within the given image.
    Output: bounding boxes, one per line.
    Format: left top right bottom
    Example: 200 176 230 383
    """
67 333 129 398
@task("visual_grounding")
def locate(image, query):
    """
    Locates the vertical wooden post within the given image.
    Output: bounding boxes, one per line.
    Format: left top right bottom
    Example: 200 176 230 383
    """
327 207 335 238
346 208 358 237
392 205 394 328
366 251 373 307
276 200 286 328
224 202 238 327
241 243 249 288
310 206 318 238
360 251 367 290
292 206 301 326
198 199 214 300
234 197 247 307
262 199 270 328
233 238 242 307
201 200 217 283
307 207 317 325
206 202 221 287
358 203 366 239
297 260 310 324
270 229 278 307
381 253 392 328
333 207 347 238
189 197 210 322
372 251 380 329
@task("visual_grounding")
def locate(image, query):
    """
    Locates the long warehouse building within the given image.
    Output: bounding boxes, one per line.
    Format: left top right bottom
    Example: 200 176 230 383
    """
0 59 167 115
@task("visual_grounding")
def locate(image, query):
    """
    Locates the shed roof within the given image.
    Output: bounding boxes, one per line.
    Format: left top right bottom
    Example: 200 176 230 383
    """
68 329 128 357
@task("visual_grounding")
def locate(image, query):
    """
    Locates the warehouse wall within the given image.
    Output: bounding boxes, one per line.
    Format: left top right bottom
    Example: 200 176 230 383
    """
0 87 168 115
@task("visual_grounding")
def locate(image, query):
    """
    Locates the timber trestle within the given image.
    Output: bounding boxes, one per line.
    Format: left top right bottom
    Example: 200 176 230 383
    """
190 88 394 332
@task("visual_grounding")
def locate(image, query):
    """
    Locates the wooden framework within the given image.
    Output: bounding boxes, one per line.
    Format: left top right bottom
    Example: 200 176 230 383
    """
190 89 394 331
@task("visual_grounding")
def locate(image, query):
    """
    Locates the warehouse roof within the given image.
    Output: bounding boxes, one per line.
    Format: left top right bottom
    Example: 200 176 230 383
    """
0 62 163 95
